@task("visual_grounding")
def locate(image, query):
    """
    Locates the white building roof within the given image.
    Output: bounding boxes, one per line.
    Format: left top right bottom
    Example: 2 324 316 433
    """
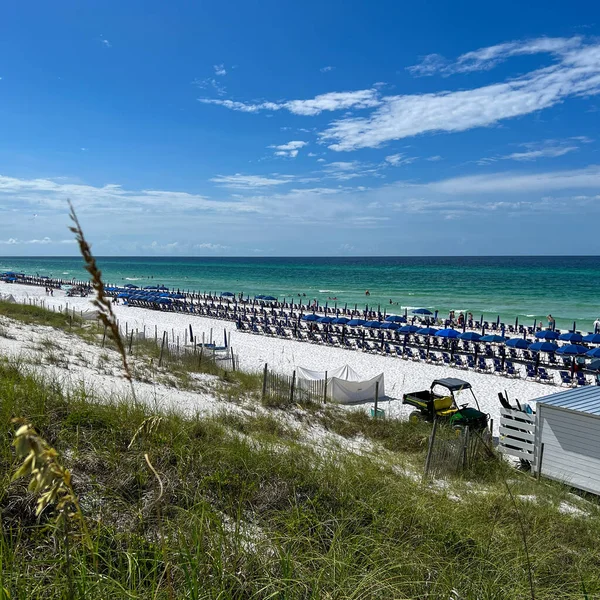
536 386 600 416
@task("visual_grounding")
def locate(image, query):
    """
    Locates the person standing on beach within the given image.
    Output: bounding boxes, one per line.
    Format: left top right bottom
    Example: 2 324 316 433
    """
547 314 555 330
594 317 600 333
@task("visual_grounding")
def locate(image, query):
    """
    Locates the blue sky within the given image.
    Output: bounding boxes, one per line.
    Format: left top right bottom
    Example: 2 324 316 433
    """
1 0 600 256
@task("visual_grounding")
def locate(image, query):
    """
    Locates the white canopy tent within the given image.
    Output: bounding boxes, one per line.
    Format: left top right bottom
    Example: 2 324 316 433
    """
297 365 384 405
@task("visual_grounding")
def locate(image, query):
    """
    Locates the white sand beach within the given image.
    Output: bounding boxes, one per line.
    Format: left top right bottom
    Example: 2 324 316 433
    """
0 281 552 431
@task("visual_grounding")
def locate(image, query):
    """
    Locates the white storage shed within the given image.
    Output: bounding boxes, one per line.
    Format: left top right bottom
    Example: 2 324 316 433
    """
535 386 600 495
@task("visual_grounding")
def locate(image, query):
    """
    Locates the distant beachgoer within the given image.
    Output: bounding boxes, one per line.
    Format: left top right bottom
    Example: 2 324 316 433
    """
594 317 600 333
547 314 555 330
365 290 370 296
389 299 393 304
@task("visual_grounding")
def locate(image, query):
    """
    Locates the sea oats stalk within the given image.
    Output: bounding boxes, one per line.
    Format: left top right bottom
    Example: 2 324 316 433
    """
68 200 132 382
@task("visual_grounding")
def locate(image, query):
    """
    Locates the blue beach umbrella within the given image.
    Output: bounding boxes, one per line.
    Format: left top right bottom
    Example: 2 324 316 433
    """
144 285 159 290
505 338 530 349
317 316 334 324
528 341 559 353
436 328 461 338
364 320 382 328
399 324 419 334
559 332 583 343
458 331 482 341
480 334 506 343
535 330 560 340
385 315 406 323
124 284 138 289
262 295 278 301
221 292 235 297
302 314 320 322
380 322 399 330
588 358 600 370
348 319 367 326
585 347 600 358
117 292 130 299
557 344 589 356
583 333 600 344
412 308 433 315
254 295 265 300
417 327 439 336
332 317 350 324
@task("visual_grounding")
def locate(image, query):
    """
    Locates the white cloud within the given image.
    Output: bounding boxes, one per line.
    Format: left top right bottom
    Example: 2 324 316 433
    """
0 237 73 245
270 140 308 158
209 173 293 189
426 155 443 161
321 38 600 150
199 89 381 116
194 242 228 250
385 153 416 167
193 77 227 96
320 66 335 72
477 139 582 164
101 39 112 48
213 64 227 76
407 36 582 76
426 165 600 195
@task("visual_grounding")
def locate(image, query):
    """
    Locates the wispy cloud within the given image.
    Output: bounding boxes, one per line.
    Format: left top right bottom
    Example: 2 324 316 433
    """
407 36 582 76
426 155 443 161
477 138 584 165
199 89 381 116
0 237 75 245
209 173 294 189
193 77 227 96
270 140 308 158
385 153 416 167
213 64 227 76
100 37 112 48
321 37 600 150
320 66 335 73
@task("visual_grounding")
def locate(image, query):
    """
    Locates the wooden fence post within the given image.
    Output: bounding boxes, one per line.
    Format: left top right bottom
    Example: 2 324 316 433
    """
262 363 268 401
128 330 134 354
323 371 328 404
423 418 438 481
290 370 296 404
101 324 107 348
462 426 470 470
231 347 235 371
159 331 167 367
373 381 379 417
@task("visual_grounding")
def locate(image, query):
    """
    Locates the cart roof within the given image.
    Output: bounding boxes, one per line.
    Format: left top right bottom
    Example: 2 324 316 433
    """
432 378 472 392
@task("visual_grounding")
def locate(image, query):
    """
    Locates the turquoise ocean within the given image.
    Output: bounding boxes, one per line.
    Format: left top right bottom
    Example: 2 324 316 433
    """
1 256 598 330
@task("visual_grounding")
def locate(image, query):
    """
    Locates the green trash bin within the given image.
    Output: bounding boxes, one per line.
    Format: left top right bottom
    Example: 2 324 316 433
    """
370 407 385 419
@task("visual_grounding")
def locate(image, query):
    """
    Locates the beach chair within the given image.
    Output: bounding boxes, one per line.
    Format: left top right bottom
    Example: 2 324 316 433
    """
418 348 429 362
493 359 504 374
429 352 442 364
538 367 552 383
505 361 519 377
525 364 537 380
576 372 590 386
467 355 476 369
477 357 490 372
442 353 452 366
454 355 467 369
405 348 416 361
559 371 575 386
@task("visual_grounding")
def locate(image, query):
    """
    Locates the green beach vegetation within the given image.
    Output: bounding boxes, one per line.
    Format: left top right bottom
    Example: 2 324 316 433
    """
0 302 600 598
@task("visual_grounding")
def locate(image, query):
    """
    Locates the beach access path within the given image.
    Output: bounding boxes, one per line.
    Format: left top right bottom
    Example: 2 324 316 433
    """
0 281 551 430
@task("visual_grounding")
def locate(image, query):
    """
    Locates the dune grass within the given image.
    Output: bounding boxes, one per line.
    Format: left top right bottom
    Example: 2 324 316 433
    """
1 354 600 599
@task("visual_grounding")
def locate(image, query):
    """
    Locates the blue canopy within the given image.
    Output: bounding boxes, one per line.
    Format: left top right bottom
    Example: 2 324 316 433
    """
144 286 159 290
436 328 460 338
254 295 265 299
588 358 600 370
535 330 560 340
262 296 278 301
586 347 600 358
559 332 583 343
317 316 334 324
583 333 600 344
302 314 320 322
417 327 439 336
412 308 433 315
399 324 419 334
385 315 406 323
528 341 559 353
505 337 530 349
124 284 139 289
348 318 367 326
557 344 589 356
117 292 130 298
380 322 399 330
458 331 482 341
221 292 235 297
332 317 350 324
364 320 382 328
480 334 506 343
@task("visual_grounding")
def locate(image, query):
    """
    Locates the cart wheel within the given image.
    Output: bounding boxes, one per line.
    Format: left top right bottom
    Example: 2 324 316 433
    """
452 424 464 436
409 411 424 424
